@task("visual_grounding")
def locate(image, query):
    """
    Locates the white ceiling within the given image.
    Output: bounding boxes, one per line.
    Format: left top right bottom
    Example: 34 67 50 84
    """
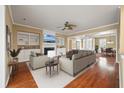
11 5 120 35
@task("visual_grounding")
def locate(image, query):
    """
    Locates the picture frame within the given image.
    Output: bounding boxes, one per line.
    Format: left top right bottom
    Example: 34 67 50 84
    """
6 25 11 55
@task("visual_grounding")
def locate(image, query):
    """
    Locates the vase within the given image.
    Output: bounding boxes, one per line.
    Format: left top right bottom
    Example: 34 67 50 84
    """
13 57 18 62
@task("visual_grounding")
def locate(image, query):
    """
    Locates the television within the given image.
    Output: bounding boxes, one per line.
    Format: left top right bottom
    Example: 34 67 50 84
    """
44 34 56 43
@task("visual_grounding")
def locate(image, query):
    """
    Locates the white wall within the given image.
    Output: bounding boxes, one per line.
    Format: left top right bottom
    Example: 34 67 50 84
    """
0 5 6 88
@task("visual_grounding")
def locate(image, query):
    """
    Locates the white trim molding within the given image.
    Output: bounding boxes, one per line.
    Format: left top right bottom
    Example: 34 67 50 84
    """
14 23 42 30
68 23 119 36
14 23 67 36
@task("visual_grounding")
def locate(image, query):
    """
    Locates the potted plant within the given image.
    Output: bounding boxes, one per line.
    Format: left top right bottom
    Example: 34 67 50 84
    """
9 48 21 62
95 45 99 53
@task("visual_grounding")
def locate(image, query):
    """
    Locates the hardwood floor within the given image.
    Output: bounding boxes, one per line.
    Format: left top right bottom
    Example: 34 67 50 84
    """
7 54 119 88
65 54 119 88
7 62 38 88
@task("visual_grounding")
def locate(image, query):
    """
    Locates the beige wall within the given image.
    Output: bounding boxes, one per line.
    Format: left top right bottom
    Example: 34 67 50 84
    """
81 39 83 48
5 6 13 86
95 36 116 48
119 5 124 88
72 39 76 49
69 39 72 50
67 38 77 50
120 6 124 54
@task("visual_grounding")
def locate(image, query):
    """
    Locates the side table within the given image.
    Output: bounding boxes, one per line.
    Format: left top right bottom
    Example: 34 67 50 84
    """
8 61 19 79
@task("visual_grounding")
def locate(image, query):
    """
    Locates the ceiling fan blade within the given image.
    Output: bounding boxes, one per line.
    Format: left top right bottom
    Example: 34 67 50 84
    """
57 21 76 31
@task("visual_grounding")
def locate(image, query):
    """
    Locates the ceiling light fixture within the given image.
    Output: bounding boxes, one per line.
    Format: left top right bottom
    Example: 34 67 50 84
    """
107 36 114 44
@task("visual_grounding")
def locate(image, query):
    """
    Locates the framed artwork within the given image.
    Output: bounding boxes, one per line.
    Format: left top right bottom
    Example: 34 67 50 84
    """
17 32 29 45
6 25 11 55
56 37 65 48
17 31 40 49
30 33 40 45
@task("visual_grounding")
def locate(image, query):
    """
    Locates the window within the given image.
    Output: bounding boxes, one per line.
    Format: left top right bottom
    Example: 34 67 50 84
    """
83 38 94 50
76 41 80 49
99 39 106 48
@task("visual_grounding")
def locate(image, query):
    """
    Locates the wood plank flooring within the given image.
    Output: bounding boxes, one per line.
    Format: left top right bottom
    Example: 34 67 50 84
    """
7 62 38 88
65 54 119 88
7 54 119 88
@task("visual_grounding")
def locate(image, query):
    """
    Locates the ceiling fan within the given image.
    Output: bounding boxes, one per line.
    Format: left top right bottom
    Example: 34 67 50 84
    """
57 21 77 30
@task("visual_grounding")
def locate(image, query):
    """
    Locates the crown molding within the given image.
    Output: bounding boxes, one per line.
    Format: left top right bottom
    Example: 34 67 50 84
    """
68 22 119 36
14 22 119 37
14 23 67 36
14 23 42 30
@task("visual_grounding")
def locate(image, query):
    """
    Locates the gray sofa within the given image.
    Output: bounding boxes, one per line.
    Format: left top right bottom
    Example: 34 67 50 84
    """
59 50 96 76
30 55 50 70
29 52 50 70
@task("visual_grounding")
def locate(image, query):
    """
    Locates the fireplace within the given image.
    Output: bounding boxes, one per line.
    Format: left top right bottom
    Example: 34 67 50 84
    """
44 47 55 55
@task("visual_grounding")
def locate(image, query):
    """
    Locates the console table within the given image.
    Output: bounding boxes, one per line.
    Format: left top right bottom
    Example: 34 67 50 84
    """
8 60 19 79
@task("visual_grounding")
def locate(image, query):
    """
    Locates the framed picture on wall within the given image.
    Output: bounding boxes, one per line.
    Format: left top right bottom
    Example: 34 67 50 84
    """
17 32 29 45
56 37 65 48
6 25 11 55
30 33 40 45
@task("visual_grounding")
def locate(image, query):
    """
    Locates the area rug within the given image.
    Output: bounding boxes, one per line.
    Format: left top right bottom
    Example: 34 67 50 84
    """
27 61 98 88
27 63 75 88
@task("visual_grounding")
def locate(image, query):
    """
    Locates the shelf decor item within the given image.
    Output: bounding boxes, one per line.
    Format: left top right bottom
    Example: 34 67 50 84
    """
9 48 21 62
95 45 99 53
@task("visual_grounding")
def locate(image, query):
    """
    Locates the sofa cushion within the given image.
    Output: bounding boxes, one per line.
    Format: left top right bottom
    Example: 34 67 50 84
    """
36 53 43 56
73 50 79 54
73 53 82 60
30 51 36 57
81 52 88 57
66 51 73 60
66 49 79 60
